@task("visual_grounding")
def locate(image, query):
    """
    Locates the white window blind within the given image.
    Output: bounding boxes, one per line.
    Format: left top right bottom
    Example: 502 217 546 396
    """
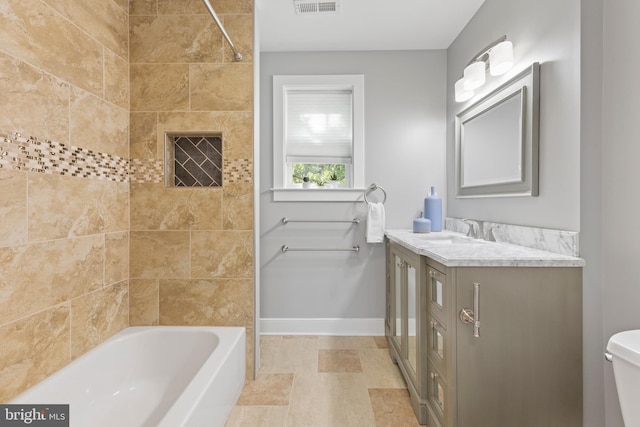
272 74 365 201
285 90 353 160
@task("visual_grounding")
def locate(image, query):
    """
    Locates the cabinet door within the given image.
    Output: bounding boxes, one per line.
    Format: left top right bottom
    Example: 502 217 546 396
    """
389 251 404 355
406 256 419 377
455 268 582 427
385 243 391 335
388 246 422 384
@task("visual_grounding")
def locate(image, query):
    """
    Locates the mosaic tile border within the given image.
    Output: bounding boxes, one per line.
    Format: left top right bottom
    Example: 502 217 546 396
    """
0 132 128 182
0 132 253 185
130 159 164 184
224 158 253 184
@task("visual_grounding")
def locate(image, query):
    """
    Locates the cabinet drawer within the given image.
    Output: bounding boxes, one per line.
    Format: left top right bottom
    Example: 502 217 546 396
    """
426 265 449 327
427 316 447 372
427 364 447 425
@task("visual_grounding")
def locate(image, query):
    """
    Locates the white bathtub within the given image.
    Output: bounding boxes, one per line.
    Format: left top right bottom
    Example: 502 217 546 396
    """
11 326 246 427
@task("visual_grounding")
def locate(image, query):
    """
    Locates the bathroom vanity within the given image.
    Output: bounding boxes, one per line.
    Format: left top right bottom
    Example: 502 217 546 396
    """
385 230 583 427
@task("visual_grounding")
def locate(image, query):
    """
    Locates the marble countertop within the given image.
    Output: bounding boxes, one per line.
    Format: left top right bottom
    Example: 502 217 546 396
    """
385 229 585 267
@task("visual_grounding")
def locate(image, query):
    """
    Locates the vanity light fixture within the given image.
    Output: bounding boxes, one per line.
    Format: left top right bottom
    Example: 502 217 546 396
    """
455 35 514 102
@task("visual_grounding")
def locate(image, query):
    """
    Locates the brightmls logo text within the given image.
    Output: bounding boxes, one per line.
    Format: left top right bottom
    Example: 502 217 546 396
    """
0 405 68 426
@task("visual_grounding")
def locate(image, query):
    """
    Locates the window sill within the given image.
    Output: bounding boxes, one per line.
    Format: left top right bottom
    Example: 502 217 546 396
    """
271 187 367 202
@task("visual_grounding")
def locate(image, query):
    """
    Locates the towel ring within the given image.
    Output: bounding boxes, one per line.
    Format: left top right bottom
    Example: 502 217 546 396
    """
364 183 387 205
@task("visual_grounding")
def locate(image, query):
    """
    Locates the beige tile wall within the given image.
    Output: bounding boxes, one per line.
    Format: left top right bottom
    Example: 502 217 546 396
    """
0 0 130 402
0 0 254 401
128 0 255 378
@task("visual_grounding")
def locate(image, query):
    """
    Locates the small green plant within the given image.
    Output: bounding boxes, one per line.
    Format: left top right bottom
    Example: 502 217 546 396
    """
302 176 309 182
316 179 325 186
291 163 345 184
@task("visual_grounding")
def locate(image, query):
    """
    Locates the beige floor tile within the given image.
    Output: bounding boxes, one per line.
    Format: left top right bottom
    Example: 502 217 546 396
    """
317 349 363 373
286 373 376 427
228 336 420 427
318 336 378 349
368 388 421 427
236 373 294 406
282 335 319 340
260 336 319 373
359 349 407 389
261 335 285 342
225 406 289 427
374 336 389 349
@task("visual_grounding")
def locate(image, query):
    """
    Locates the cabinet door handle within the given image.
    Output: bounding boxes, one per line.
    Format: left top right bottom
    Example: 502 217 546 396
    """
429 270 436 278
459 282 481 338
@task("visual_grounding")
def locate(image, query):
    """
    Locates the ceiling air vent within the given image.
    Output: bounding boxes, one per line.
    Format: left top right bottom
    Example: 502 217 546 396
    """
294 0 340 15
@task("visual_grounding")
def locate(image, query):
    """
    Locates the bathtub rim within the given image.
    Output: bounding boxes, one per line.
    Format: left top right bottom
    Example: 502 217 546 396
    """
155 326 246 427
10 326 246 427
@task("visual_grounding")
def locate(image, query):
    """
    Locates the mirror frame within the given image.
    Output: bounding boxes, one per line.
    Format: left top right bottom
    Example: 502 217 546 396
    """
455 62 540 198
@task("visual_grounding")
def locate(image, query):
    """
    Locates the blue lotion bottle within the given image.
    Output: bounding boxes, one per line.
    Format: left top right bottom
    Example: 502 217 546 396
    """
424 186 442 231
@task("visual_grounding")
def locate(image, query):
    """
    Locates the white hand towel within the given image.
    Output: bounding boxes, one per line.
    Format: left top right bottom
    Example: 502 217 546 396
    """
366 202 385 243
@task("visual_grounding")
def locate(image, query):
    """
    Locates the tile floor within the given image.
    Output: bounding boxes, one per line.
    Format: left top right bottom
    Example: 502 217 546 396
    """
225 335 422 427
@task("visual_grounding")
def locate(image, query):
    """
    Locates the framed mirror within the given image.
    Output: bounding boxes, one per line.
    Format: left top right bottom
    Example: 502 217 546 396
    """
455 62 540 198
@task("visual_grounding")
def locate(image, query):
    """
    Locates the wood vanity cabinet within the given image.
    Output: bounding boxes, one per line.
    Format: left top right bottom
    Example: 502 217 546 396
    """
385 241 583 427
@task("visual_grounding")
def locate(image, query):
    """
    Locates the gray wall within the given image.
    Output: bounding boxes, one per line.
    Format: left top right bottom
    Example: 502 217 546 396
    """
446 0 581 231
601 1 640 426
445 0 613 425
256 1 640 424
449 0 640 426
581 0 606 426
580 2 640 425
260 50 447 322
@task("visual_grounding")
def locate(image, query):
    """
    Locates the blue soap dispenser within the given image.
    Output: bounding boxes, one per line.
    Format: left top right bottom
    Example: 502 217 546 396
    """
424 186 442 232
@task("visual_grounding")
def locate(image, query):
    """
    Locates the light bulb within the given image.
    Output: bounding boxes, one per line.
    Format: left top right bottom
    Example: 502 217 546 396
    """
489 40 513 76
463 61 486 91
455 78 473 103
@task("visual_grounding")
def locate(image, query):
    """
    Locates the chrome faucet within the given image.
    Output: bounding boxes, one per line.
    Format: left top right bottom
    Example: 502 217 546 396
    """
462 218 483 239
485 224 499 242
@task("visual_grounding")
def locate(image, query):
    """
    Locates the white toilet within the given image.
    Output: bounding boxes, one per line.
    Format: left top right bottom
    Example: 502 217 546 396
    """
607 330 640 427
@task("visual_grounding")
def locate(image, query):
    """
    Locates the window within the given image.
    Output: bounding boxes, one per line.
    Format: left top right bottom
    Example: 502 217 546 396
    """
272 75 365 201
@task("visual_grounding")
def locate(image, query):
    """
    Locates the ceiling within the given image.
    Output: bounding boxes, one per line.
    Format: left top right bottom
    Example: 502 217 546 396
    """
257 0 485 52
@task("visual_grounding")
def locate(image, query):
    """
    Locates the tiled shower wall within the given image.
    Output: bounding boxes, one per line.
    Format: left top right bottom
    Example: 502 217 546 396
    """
127 0 255 378
0 0 255 401
0 0 130 401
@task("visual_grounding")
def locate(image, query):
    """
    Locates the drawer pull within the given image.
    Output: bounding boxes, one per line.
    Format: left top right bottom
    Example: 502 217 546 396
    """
459 282 481 338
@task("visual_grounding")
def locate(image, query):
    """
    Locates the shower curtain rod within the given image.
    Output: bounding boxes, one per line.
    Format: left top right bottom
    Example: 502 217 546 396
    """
201 0 243 61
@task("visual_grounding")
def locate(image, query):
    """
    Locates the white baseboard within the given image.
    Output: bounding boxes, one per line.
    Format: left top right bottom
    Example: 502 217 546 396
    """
260 318 385 336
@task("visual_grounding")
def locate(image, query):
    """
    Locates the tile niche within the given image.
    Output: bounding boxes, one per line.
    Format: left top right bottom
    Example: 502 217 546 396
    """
164 132 223 188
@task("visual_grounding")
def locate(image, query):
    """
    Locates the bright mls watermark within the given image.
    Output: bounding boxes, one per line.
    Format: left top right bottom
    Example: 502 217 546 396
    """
0 405 68 426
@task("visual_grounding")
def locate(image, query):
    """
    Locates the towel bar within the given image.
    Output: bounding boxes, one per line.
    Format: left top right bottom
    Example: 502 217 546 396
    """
281 217 360 224
281 245 360 253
